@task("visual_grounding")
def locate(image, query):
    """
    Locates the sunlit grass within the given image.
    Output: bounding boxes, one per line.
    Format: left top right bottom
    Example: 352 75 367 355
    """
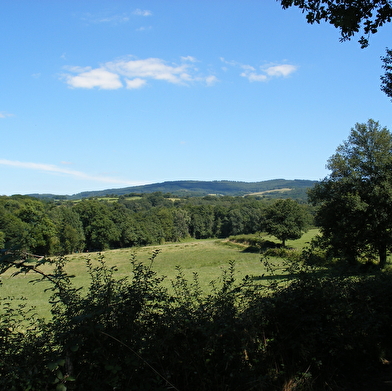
0 230 320 319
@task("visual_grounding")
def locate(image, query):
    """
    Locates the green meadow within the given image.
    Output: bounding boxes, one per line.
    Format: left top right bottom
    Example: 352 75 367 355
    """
1 229 319 319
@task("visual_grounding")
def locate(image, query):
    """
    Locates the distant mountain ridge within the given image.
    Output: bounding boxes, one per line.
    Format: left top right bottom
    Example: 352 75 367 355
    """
28 179 317 200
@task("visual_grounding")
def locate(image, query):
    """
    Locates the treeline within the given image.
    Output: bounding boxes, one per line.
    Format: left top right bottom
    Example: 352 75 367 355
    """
0 193 312 255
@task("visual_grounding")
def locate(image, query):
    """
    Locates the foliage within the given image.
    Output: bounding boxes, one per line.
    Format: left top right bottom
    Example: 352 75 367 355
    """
0 193 295 255
50 206 85 254
279 0 392 48
3 248 392 390
279 1 392 106
381 47 392 101
264 199 310 246
309 119 392 268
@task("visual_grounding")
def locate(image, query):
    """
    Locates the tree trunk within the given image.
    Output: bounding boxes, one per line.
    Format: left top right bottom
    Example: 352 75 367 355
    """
378 243 387 269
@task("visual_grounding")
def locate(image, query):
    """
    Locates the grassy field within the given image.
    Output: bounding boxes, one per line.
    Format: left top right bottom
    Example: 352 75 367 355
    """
0 229 319 319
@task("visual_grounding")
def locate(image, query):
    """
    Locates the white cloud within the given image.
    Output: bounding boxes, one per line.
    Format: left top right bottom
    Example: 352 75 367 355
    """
0 112 14 118
221 58 297 82
63 67 123 89
241 72 268 82
205 75 218 86
98 15 130 23
265 64 297 77
62 56 216 89
181 56 198 62
106 58 191 84
0 159 141 186
220 57 239 67
133 9 152 16
125 78 147 89
241 64 256 71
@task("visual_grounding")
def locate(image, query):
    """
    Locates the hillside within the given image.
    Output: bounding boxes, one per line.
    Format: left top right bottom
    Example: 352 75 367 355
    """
29 179 317 200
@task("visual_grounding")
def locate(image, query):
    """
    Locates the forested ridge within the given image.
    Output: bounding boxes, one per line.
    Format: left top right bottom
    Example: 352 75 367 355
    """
27 179 317 200
0 192 312 256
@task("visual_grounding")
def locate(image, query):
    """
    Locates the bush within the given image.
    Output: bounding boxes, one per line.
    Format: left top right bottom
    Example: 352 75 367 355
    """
2 250 392 390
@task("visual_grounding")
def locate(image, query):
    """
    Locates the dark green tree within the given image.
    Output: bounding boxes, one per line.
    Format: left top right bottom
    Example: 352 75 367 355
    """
0 202 28 250
172 208 190 241
0 231 4 248
279 0 392 48
264 198 309 246
73 200 120 251
51 206 85 254
16 199 58 255
188 205 215 239
308 119 392 267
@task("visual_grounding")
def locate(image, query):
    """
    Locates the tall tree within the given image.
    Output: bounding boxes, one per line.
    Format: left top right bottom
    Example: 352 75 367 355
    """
264 199 309 246
51 206 85 254
308 119 392 267
73 200 120 251
16 199 58 255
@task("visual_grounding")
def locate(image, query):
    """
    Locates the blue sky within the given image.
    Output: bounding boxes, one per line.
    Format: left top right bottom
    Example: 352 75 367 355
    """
1 1 392 196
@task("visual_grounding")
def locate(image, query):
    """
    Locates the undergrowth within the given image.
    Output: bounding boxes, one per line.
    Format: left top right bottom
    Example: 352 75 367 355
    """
1 248 392 390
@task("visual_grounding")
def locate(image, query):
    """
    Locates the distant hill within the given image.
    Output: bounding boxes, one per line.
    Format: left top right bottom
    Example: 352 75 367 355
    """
29 179 317 200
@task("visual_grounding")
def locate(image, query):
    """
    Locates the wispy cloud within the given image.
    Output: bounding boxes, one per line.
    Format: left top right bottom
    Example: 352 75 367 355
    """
181 56 198 63
81 12 131 24
0 112 14 119
133 9 152 17
0 159 141 186
61 56 217 89
81 9 152 29
220 58 297 82
136 26 152 32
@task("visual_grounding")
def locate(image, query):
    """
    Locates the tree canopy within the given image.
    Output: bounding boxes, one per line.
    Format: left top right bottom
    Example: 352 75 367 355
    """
264 199 309 246
308 119 392 267
279 0 392 48
381 47 392 101
279 1 392 100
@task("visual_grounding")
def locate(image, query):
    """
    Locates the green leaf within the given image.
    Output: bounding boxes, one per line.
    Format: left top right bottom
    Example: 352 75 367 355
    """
57 358 66 366
70 344 79 352
47 362 58 371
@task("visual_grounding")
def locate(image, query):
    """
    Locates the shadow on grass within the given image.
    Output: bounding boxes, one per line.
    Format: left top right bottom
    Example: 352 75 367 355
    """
250 268 328 282
242 240 282 253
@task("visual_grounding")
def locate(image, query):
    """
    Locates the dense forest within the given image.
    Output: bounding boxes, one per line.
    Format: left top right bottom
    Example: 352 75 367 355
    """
0 192 312 255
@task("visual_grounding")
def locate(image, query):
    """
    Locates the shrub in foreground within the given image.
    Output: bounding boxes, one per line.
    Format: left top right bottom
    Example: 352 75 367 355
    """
1 251 392 390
